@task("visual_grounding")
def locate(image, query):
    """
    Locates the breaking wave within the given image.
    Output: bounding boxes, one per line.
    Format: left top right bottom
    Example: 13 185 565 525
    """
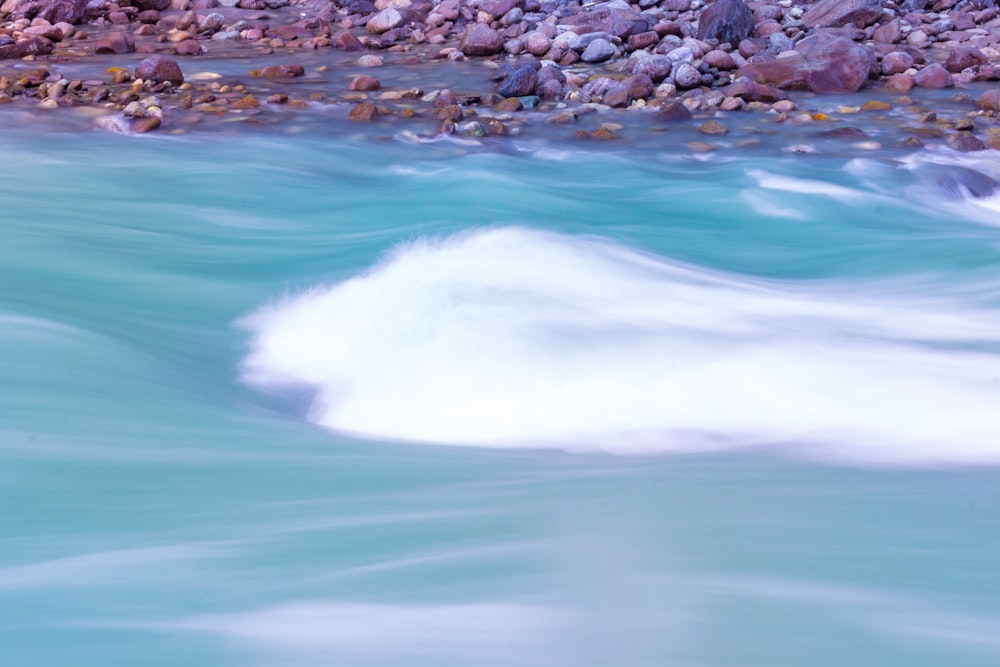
240 227 1000 464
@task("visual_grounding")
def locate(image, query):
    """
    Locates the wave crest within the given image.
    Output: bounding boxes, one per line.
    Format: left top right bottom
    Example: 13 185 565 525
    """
240 227 1000 464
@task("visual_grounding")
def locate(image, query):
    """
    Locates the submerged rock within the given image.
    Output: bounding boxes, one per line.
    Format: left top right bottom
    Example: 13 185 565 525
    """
925 165 1000 198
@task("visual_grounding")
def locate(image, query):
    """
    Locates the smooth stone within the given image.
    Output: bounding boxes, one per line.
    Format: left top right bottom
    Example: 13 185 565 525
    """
945 132 986 151
366 8 403 34
135 55 185 85
349 75 381 91
460 23 504 56
672 62 702 89
249 64 305 78
697 0 753 46
699 120 729 135
914 63 954 89
976 89 1000 112
581 38 616 63
802 0 880 28
348 101 377 121
498 65 538 97
94 31 135 54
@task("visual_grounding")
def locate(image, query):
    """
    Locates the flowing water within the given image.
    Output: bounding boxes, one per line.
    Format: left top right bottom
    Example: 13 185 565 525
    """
3 113 1000 666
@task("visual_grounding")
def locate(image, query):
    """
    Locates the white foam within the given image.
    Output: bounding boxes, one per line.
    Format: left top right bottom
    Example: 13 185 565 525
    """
240 227 1000 464
748 169 866 202
165 601 557 664
895 150 1000 226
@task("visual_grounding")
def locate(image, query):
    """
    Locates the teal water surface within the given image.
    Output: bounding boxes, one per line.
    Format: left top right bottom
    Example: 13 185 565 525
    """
3 128 1000 666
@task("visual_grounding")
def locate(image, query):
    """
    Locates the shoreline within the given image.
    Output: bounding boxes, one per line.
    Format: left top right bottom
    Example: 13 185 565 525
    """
1 0 999 153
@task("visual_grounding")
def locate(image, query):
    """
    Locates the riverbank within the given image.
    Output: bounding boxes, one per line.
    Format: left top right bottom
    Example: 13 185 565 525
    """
1 0 1000 153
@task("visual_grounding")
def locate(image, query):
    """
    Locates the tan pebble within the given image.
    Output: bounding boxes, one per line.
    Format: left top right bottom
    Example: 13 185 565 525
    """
590 126 615 140
860 100 892 111
698 120 729 136
720 96 743 111
348 101 377 121
38 98 58 109
772 100 796 112
838 105 858 114
688 141 715 152
231 94 260 109
357 55 383 67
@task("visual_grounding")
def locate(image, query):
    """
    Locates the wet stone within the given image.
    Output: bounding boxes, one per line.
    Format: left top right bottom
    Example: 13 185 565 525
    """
348 101 377 121
249 64 305 78
497 66 537 97
131 116 162 133
349 76 381 91
946 132 986 151
135 56 184 85
660 101 692 121
581 38 616 64
914 64 954 89
231 94 260 109
976 89 1000 112
94 32 135 54
861 100 892 111
699 120 729 136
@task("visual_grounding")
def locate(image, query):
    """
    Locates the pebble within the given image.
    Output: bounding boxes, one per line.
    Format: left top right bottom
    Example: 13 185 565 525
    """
699 120 729 136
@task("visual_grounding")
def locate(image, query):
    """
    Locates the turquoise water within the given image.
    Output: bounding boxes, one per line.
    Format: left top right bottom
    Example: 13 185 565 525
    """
3 127 1000 666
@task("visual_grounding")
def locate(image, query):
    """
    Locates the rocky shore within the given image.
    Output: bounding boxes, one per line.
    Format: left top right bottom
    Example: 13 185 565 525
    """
2 0 1000 151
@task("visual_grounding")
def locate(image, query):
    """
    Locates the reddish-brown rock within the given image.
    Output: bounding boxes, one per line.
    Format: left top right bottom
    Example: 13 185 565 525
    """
659 101 692 121
563 6 649 39
881 51 913 75
348 101 377 121
335 32 364 51
697 0 753 46
945 46 987 73
0 36 55 59
802 0 881 29
459 23 503 56
872 19 902 43
722 77 788 102
976 89 1000 112
796 32 874 93
914 63 953 88
249 64 306 78
36 0 87 25
95 32 136 54
739 34 873 94
348 75 380 91
135 55 185 85
885 74 914 93
175 40 204 56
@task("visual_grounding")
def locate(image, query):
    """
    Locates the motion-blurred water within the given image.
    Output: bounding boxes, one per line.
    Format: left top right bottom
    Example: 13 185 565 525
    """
3 127 1000 666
